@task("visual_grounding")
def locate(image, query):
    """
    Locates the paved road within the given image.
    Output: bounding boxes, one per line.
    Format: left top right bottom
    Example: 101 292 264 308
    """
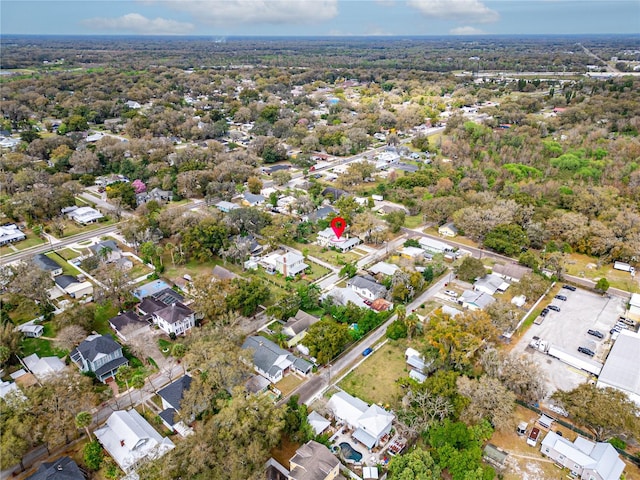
294 274 450 406
403 228 635 299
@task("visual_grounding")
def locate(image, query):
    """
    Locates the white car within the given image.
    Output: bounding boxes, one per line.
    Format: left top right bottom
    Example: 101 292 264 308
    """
444 290 458 298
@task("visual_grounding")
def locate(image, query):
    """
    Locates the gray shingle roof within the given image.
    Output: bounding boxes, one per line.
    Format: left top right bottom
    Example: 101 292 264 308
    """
89 240 120 256
347 275 388 297
109 311 148 332
94 356 128 378
154 302 193 325
33 254 62 272
158 375 192 410
72 334 121 362
54 275 79 290
289 441 340 480
26 456 85 480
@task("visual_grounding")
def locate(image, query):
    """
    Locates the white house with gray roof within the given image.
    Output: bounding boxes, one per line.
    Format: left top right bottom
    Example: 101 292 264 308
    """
474 273 510 295
242 336 312 384
152 302 195 336
458 290 496 311
0 224 25 246
597 329 640 406
541 431 624 480
347 275 388 301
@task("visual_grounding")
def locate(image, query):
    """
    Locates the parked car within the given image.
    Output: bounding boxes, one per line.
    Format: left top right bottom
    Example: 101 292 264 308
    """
362 348 373 357
540 308 550 317
548 305 561 312
527 427 541 447
587 329 604 339
562 284 577 291
554 295 567 301
444 290 458 298
578 346 595 356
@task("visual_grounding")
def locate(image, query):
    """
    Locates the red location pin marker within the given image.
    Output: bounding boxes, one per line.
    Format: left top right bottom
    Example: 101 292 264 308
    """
331 217 347 239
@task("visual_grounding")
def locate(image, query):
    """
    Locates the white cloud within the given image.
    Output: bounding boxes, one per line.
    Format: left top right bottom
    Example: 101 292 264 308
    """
82 13 194 34
450 25 485 35
407 0 499 24
148 0 339 26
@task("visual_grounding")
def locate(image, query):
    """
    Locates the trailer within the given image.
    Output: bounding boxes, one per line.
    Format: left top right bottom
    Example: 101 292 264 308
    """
547 345 603 376
614 261 635 273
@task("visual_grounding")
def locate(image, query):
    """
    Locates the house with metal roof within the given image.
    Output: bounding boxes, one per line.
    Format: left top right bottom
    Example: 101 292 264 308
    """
66 206 104 225
242 336 312 384
368 261 399 277
418 236 454 254
540 431 625 480
95 409 175 473
70 334 128 383
597 329 640 406
438 222 458 237
307 411 331 436
23 353 66 380
327 391 394 449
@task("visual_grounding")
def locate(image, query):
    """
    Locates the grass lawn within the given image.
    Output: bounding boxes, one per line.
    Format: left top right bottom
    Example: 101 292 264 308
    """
22 336 68 358
128 262 154 280
1 294 41 324
292 242 359 267
338 339 410 409
53 248 83 260
59 218 117 238
275 374 305 396
565 253 639 293
94 302 119 335
404 214 424 229
0 234 46 256
45 252 81 276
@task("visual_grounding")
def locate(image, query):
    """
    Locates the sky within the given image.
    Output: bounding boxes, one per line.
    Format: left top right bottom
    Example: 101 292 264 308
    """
1 0 639 37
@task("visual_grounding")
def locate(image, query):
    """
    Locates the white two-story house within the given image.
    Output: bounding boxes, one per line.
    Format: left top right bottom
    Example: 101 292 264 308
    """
152 302 195 336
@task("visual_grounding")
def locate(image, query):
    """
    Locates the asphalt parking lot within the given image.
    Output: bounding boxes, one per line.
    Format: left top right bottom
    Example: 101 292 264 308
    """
512 286 628 396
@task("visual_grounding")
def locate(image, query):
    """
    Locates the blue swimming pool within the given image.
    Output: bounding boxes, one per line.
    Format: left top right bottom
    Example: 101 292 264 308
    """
339 442 362 462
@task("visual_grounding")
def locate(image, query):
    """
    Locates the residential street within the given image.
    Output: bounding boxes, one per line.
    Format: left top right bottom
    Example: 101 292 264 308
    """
293 273 450 406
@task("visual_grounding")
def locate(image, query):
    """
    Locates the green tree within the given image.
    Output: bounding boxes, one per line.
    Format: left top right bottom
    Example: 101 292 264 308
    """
484 224 529 257
385 210 406 233
247 176 263 194
339 262 357 278
595 277 610 294
552 384 640 441
75 411 93 440
283 396 314 443
386 319 408 340
455 257 486 283
388 448 441 480
106 181 136 208
226 278 270 317
83 441 104 471
304 319 352 364
181 218 229 262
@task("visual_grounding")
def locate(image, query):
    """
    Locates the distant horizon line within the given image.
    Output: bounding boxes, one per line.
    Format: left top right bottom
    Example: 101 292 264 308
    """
2 33 639 39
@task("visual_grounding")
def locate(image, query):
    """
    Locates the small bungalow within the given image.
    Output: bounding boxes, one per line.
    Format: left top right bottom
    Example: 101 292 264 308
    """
282 310 320 347
66 206 104 225
474 273 510 296
53 274 94 299
215 200 240 213
0 223 26 246
398 246 424 260
19 324 44 338
458 290 496 311
322 187 349 201
322 287 369 309
242 192 266 207
212 265 240 281
245 374 271 396
303 205 337 223
317 227 361 252
368 261 399 277
307 411 331 436
418 237 454 254
33 253 63 277
438 222 458 237
492 263 530 283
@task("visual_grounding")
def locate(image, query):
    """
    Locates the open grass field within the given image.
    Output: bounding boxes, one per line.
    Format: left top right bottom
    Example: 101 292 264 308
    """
45 252 81 276
1 294 41 324
22 321 68 358
59 218 117 238
565 253 639 293
275 374 305 396
293 241 360 266
338 339 409 409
